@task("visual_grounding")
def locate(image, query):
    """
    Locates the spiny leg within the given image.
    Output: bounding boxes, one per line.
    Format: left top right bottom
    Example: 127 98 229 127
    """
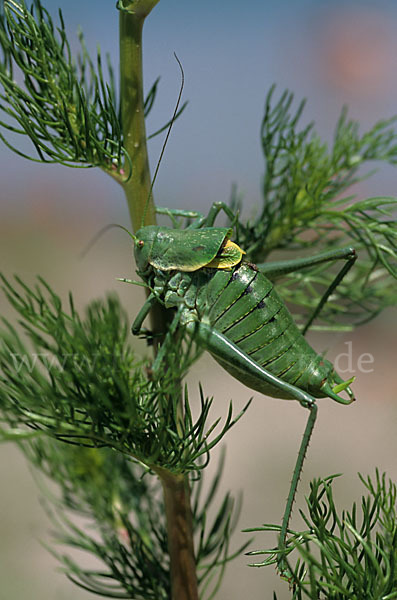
131 293 158 335
161 201 238 230
189 321 331 577
258 246 356 279
278 400 317 578
155 207 203 228
302 251 357 335
258 246 357 335
156 202 238 230
195 201 238 228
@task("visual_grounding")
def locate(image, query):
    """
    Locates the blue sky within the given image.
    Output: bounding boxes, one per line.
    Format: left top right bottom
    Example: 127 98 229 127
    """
2 0 397 221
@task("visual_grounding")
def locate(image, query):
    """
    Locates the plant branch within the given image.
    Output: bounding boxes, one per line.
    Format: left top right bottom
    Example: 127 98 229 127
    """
118 6 199 600
119 4 156 229
161 472 199 600
119 2 166 340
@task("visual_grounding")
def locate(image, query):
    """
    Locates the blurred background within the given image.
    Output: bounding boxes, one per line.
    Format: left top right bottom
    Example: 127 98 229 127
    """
1 0 397 598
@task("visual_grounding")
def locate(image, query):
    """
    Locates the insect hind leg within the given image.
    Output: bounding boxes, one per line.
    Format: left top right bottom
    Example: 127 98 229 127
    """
191 320 319 579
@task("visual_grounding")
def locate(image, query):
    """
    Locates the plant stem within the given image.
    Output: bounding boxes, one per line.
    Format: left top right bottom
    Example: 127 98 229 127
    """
161 472 199 600
119 3 157 229
119 6 199 599
119 3 165 340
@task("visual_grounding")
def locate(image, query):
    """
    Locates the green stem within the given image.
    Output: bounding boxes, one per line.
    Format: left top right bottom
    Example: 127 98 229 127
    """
119 1 164 338
119 2 158 230
119 6 199 599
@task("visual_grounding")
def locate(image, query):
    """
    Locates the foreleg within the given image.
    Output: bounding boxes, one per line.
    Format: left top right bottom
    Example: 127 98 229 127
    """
131 293 158 335
188 201 238 229
156 201 238 229
155 207 203 228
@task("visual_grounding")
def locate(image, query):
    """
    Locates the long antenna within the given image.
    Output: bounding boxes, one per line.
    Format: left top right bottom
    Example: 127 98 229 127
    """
79 224 136 260
141 53 185 227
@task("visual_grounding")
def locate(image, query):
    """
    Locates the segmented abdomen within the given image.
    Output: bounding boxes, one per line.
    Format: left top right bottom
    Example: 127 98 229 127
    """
199 262 327 398
160 261 331 398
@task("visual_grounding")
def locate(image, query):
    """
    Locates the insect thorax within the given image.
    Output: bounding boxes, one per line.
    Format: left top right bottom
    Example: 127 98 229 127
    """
152 267 213 326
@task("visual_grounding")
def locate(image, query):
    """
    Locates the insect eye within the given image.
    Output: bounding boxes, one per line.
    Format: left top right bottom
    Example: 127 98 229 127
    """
138 240 144 248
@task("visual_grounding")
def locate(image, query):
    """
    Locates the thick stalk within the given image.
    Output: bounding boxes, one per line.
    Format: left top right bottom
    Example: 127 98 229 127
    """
119 6 199 599
161 473 199 600
119 5 164 338
119 6 156 229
